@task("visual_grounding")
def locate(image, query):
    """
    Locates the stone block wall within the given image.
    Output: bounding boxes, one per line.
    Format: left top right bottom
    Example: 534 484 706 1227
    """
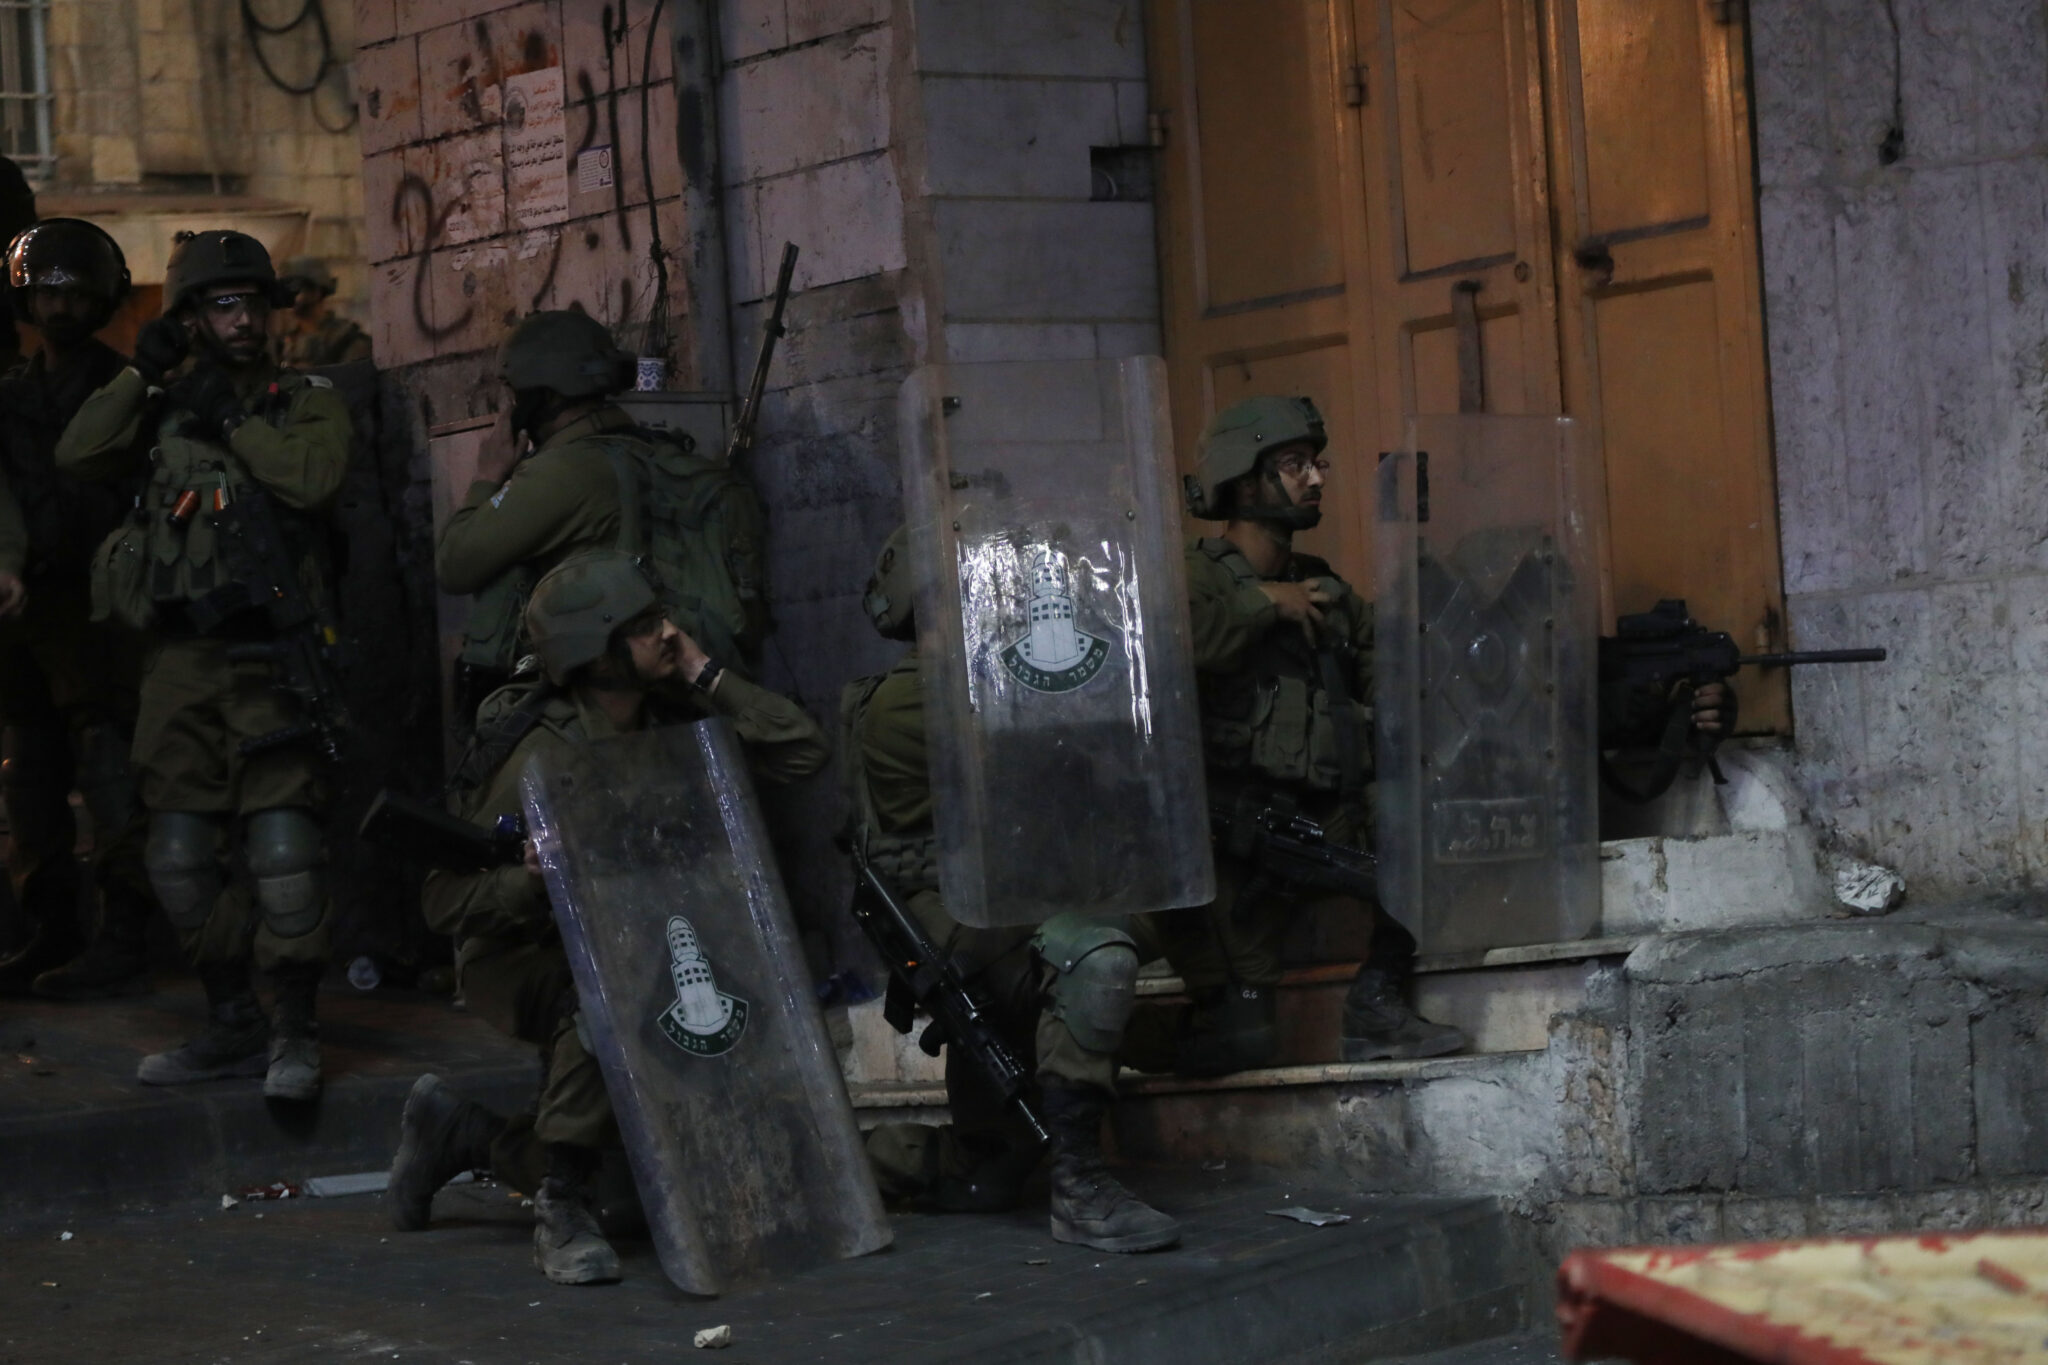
1752 0 2048 895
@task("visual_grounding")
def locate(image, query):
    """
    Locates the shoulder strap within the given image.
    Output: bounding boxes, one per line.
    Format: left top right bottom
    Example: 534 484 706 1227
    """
599 440 647 557
445 683 560 801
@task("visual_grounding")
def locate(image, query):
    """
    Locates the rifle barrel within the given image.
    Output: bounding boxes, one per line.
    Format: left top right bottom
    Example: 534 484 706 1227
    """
1739 649 1887 666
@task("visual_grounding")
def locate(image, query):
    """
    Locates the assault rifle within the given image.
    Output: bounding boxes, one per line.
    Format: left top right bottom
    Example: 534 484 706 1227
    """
847 842 1048 1148
1598 597 1886 797
725 241 799 465
1208 781 1379 904
357 788 527 872
192 466 350 764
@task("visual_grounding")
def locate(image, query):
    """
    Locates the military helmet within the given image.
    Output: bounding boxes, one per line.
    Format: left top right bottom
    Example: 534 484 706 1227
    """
498 309 633 399
523 550 662 685
862 525 916 641
1183 395 1328 520
163 230 276 313
8 218 131 310
277 255 337 297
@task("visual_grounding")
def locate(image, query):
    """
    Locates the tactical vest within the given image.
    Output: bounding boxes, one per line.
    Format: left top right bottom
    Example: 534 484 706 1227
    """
0 345 132 582
458 428 768 676
90 372 335 634
838 658 939 894
1193 536 1373 796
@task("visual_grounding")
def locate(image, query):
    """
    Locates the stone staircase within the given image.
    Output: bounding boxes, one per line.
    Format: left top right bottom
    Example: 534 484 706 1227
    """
835 749 2048 1257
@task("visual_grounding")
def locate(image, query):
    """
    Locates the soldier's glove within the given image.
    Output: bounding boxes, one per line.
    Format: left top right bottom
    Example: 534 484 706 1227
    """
168 365 246 442
131 315 190 387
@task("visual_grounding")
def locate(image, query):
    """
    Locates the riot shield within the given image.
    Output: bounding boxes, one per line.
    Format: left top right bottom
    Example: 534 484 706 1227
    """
521 720 890 1295
898 357 1213 927
1374 416 1600 954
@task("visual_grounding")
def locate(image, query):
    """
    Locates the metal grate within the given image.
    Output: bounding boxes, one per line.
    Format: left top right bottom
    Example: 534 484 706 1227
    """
0 0 50 181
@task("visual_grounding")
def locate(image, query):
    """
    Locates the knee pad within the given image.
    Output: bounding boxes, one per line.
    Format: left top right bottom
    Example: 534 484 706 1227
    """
145 811 226 932
1034 913 1140 1054
245 807 327 940
72 724 140 837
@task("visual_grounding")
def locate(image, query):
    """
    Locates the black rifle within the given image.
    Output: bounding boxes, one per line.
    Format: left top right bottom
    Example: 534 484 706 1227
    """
1208 781 1379 903
192 469 350 763
1599 597 1886 797
725 242 799 465
358 788 527 872
847 842 1048 1148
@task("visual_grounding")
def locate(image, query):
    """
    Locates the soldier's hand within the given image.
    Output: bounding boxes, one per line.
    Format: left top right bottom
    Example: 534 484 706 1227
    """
1689 681 1735 735
522 837 543 883
131 315 190 386
475 407 522 486
169 365 244 441
1260 580 1337 644
0 572 26 618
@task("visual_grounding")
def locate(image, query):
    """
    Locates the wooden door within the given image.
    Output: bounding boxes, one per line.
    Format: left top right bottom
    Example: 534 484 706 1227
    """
1147 0 1380 578
1149 0 1789 731
1542 0 1789 727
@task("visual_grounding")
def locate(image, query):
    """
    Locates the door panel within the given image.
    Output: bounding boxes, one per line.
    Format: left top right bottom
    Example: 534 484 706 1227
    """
1409 307 1531 417
1574 0 1711 237
1389 0 1520 275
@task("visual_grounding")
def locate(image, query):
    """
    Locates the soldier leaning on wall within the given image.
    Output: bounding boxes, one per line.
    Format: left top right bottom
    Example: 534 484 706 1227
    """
270 257 370 370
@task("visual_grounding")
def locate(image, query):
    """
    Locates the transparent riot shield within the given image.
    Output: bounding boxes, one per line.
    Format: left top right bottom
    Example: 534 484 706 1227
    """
898 357 1213 927
1374 416 1600 954
521 721 890 1295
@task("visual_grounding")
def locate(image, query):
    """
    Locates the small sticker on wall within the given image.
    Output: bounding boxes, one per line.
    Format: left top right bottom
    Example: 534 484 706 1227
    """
577 146 614 194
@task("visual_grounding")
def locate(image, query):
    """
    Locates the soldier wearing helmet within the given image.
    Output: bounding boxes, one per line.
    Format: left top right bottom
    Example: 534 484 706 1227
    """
1168 394 1469 1072
0 217 158 1002
845 526 1182 1255
270 256 370 369
389 549 823 1286
54 228 353 1103
435 308 766 729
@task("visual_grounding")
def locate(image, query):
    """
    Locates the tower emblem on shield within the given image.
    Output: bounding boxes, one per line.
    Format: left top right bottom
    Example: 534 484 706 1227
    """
657 915 749 1057
998 547 1110 694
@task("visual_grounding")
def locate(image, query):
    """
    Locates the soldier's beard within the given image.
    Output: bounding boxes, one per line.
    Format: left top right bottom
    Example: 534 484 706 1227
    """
1242 472 1322 531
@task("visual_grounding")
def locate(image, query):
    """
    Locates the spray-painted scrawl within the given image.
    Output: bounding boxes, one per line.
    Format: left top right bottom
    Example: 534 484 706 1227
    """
998 547 1110 694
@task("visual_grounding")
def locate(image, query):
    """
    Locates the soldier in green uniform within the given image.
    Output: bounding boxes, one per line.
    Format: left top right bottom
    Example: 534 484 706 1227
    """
436 309 765 723
0 219 158 998
1172 396 1730 1073
56 229 352 1101
270 258 370 369
848 529 1181 1254
385 550 827 1285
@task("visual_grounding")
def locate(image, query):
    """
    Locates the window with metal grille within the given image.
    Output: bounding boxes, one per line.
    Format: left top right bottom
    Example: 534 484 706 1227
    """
0 0 50 181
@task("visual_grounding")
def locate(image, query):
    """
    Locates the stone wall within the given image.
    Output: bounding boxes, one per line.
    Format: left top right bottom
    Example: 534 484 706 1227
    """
1753 0 2048 895
50 0 370 313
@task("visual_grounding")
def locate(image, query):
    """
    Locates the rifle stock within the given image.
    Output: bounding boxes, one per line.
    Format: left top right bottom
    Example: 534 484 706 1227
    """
725 242 799 465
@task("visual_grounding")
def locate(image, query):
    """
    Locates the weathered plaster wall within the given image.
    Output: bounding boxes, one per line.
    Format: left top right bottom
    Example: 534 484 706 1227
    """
1754 0 2048 894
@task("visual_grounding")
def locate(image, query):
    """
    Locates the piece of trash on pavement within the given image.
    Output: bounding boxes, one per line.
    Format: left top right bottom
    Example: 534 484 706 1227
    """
1266 1206 1350 1227
58 1231 71 1241
239 1181 300 1202
1025 1258 1049 1266
1201 1160 1226 1171
220 1194 240 1210
693 1324 732 1349
974 1292 992 1300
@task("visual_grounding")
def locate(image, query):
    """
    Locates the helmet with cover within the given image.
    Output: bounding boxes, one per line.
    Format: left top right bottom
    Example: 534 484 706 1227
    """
6 218 130 333
278 256 338 298
1182 395 1328 525
523 551 662 686
163 230 276 313
861 525 915 641
498 309 633 400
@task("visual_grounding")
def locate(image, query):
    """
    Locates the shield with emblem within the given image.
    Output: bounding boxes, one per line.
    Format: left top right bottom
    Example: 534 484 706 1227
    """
521 719 890 1294
898 357 1214 927
1374 415 1601 954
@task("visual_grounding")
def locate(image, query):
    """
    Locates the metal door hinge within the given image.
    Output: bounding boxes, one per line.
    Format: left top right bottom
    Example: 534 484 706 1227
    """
1146 110 1169 148
1343 64 1368 107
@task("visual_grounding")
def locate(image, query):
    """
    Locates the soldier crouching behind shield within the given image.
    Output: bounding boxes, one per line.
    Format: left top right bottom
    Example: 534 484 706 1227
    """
387 550 825 1286
849 528 1181 1254
1158 396 1729 1074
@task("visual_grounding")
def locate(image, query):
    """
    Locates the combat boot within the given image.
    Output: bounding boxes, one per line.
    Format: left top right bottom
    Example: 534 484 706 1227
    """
137 962 269 1085
1173 981 1278 1078
1340 966 1467 1061
33 886 154 1000
388 1073 508 1231
533 1145 621 1285
264 962 324 1102
1042 1083 1180 1253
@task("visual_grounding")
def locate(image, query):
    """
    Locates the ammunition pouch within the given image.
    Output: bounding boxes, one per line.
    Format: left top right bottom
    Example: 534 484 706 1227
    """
1201 671 1372 792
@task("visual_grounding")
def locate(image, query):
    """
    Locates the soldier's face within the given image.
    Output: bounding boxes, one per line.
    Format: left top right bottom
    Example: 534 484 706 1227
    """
27 283 96 346
195 286 272 364
620 611 686 684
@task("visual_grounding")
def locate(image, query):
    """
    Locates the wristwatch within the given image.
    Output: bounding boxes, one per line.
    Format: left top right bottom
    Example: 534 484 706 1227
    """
690 656 725 692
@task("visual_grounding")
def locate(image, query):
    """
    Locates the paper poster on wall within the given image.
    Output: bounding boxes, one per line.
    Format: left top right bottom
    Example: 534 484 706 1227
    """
505 66 570 228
